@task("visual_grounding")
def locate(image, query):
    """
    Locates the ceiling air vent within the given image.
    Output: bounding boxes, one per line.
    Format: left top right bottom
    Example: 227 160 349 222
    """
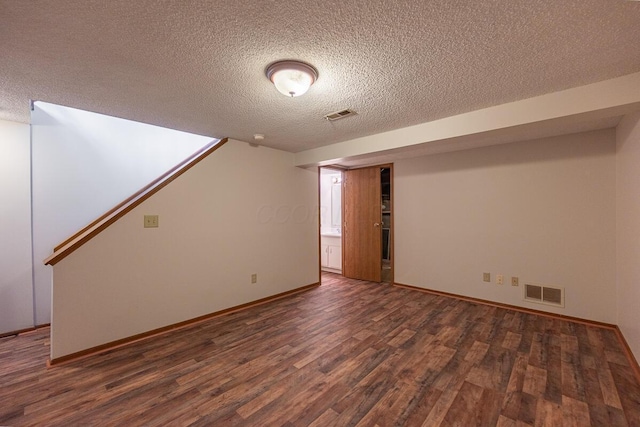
524 283 564 307
324 109 357 121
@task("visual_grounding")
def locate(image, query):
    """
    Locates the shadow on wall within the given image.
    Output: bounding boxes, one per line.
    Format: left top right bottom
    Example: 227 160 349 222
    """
399 129 616 177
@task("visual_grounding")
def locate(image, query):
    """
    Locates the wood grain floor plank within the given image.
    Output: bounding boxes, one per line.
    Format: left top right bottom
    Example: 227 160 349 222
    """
496 414 519 427
401 387 443 426
518 392 540 426
1 272 639 426
440 380 484 426
506 352 529 394
523 365 547 396
353 383 409 427
330 364 399 425
609 360 640 426
285 382 350 427
464 340 490 364
477 387 504 426
308 408 340 427
597 364 624 409
543 339 563 404
420 372 469 427
502 331 523 352
376 380 433 426
534 398 562 427
561 394 591 427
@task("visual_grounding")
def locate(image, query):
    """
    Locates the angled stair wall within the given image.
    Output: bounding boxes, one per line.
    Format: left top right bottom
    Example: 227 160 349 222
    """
48 139 319 361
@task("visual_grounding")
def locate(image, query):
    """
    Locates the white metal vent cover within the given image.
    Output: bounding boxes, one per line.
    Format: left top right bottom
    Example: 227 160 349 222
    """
324 109 357 121
524 283 565 307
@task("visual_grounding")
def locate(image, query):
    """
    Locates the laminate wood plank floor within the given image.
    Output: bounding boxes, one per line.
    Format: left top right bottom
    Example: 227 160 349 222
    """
1 273 639 426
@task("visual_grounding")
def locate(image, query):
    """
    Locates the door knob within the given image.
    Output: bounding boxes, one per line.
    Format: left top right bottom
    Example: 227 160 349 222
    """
374 223 380 227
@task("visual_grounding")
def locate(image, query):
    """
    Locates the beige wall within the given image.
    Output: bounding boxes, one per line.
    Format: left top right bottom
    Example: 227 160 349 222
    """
394 129 617 323
51 140 319 359
32 102 212 326
0 120 34 334
616 112 640 360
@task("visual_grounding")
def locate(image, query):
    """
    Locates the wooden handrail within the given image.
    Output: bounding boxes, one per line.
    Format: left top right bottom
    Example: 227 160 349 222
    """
45 138 228 266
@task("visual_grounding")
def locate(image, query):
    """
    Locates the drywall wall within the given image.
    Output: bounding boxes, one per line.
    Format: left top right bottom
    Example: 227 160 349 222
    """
31 102 212 325
395 129 616 323
320 169 341 234
0 120 34 334
51 139 318 359
616 111 640 361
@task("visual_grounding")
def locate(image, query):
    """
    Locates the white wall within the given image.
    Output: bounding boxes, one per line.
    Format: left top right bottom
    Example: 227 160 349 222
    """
320 173 332 231
395 129 617 323
51 139 319 359
320 170 341 234
616 111 640 361
0 120 34 334
31 102 212 325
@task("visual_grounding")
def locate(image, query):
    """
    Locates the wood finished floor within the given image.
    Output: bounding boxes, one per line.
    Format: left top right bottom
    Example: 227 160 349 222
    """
1 273 639 426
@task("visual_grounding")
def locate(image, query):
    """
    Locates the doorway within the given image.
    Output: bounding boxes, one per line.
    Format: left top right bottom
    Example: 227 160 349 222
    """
319 167 343 274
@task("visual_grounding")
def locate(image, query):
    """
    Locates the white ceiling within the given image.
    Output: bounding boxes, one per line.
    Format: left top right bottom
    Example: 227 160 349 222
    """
1 1 640 153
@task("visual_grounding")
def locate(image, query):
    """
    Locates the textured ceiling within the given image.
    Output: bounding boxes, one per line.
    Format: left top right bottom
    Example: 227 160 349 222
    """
1 0 640 153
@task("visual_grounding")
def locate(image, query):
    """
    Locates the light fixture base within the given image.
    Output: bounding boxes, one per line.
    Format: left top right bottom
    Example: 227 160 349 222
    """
266 60 318 97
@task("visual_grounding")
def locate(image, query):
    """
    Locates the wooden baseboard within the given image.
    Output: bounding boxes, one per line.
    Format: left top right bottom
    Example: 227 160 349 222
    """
48 282 319 367
0 323 51 339
393 282 617 328
394 281 640 385
613 326 640 385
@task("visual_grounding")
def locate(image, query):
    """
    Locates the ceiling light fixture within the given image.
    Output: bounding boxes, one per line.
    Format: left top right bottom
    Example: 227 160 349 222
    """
266 60 318 98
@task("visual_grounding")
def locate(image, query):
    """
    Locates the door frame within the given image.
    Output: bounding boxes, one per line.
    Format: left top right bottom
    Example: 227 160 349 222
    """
381 164 394 284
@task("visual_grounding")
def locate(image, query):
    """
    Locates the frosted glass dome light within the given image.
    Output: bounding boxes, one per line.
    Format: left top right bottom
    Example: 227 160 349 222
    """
266 60 318 97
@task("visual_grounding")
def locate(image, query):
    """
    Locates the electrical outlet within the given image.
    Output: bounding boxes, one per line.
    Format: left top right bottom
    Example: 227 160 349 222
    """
144 215 159 228
511 276 519 286
497 274 504 285
483 273 490 282
251 274 257 284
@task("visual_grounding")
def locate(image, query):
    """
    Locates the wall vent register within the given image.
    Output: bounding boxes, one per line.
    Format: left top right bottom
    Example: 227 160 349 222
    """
524 283 564 307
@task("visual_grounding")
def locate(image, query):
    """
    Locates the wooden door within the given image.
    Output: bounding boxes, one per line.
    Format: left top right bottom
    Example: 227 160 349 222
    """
343 167 381 282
